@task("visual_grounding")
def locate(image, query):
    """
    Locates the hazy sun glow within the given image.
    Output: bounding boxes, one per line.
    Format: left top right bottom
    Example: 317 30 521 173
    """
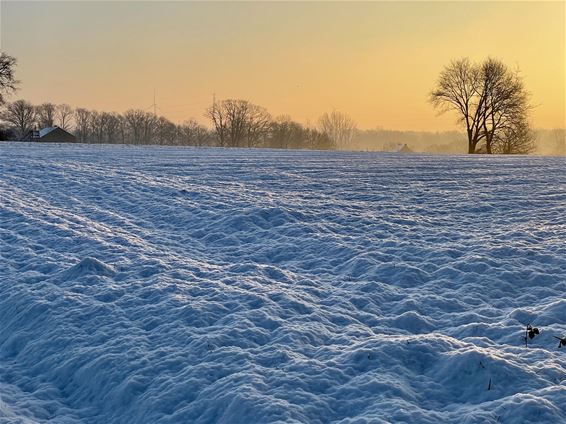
1 1 564 130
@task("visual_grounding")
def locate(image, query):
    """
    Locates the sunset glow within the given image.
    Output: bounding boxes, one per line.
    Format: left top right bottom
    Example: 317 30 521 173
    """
1 1 564 130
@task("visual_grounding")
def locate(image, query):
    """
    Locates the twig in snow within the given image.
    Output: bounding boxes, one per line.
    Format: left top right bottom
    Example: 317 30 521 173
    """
554 336 566 349
525 324 540 347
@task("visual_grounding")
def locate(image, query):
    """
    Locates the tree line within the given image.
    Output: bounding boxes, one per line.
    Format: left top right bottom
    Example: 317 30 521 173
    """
0 97 359 150
1 51 561 154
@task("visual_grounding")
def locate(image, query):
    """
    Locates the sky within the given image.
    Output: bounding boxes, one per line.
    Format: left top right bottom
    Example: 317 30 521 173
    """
0 1 564 131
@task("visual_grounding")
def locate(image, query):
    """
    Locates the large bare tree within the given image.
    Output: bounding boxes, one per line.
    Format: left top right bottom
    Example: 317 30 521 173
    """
480 59 531 154
0 52 18 105
430 58 486 153
430 58 532 154
318 110 356 150
0 100 36 139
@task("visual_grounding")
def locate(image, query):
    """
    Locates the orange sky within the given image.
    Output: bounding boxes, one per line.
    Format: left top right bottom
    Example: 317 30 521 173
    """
1 1 564 130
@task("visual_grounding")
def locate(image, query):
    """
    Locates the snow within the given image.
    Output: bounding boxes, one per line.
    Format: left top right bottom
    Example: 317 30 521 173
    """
38 128 57 138
0 142 565 423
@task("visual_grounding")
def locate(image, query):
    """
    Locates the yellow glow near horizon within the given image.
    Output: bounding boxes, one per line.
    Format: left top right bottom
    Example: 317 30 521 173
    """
1 1 564 131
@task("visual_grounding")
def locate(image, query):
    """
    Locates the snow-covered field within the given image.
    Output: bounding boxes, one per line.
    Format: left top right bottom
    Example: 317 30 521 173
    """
1 142 565 424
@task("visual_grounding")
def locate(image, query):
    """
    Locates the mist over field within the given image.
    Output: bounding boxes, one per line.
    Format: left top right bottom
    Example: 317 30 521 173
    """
350 128 565 156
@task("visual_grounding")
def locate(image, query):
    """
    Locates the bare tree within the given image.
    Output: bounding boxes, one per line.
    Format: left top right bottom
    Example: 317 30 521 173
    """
179 119 211 146
103 112 123 143
269 115 305 149
480 59 531 154
431 58 532 154
305 127 333 150
318 110 356 149
88 111 107 143
74 108 93 142
492 117 536 154
116 114 127 144
430 58 487 154
36 103 57 128
123 109 156 144
206 99 248 147
0 52 18 105
206 100 229 147
123 109 145 143
56 104 74 131
245 103 271 147
141 113 157 144
0 100 36 139
206 99 271 147
155 116 178 145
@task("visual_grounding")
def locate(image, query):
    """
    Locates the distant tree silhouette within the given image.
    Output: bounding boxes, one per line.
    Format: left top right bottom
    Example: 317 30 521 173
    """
206 99 271 147
56 104 74 131
36 103 56 128
102 112 123 144
492 116 536 154
155 116 178 145
318 110 356 150
89 111 108 143
305 127 334 150
551 129 566 156
0 52 18 105
123 109 156 144
268 116 305 149
74 108 92 142
179 119 211 146
0 100 35 139
430 58 532 154
244 103 272 148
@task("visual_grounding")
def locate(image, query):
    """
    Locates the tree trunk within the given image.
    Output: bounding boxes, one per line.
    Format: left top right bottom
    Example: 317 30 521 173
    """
467 129 475 154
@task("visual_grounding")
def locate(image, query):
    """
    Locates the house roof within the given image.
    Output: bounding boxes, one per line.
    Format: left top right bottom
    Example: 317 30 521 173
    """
397 143 413 153
39 127 58 137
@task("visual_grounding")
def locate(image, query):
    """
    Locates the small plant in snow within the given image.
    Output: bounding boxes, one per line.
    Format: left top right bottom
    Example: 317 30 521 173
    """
554 336 566 349
525 324 540 347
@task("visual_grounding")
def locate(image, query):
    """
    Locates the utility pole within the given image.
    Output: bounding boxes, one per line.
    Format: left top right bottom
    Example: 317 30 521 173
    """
152 88 157 116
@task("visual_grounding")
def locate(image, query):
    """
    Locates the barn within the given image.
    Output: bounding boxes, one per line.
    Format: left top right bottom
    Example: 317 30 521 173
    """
24 126 77 143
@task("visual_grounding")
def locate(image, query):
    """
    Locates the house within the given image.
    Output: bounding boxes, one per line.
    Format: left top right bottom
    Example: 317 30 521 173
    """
396 143 413 153
23 126 77 143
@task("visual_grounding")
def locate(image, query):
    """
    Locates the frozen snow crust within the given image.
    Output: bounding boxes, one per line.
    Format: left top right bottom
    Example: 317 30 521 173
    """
1 143 565 423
